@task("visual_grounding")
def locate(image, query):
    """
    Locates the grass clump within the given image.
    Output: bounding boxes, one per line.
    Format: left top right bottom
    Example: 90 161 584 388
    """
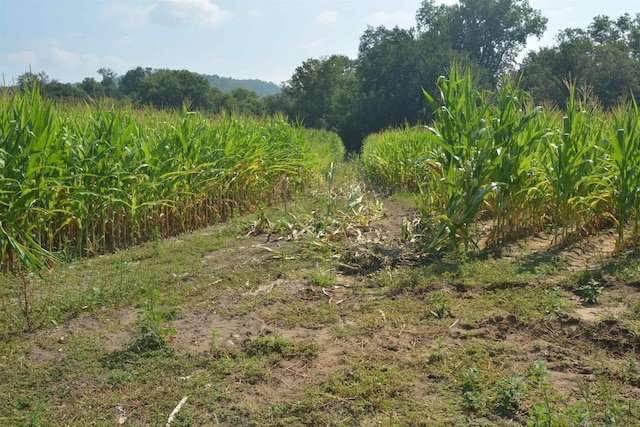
131 289 176 352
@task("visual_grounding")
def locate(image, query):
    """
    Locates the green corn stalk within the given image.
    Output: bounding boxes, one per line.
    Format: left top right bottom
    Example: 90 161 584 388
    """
1 87 324 275
607 96 640 251
541 81 603 244
0 86 59 272
361 125 433 192
487 76 549 244
421 65 498 251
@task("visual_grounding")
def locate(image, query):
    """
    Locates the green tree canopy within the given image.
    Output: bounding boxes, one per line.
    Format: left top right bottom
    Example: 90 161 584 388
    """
416 0 547 81
226 88 264 115
280 0 548 151
281 54 360 149
98 67 118 97
43 81 88 100
16 71 49 91
120 66 152 98
519 13 640 107
79 77 104 98
138 69 213 110
356 25 450 136
282 55 357 129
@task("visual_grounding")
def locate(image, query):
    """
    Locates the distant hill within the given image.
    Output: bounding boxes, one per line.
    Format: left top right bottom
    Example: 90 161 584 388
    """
201 74 281 98
109 69 282 98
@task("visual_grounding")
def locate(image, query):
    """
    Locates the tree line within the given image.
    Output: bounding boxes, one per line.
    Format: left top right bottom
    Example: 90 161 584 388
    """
9 0 640 152
278 0 640 151
13 67 270 116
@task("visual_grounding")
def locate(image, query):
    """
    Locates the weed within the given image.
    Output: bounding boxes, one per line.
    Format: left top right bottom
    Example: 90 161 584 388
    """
426 336 447 364
461 367 487 413
495 375 526 414
623 357 640 386
320 361 409 418
576 278 603 305
527 360 565 427
600 312 619 323
132 289 176 352
268 301 339 328
242 334 319 361
309 269 337 288
427 292 452 319
209 329 221 352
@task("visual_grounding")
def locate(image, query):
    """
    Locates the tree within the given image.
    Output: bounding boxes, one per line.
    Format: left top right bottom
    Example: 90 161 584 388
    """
120 66 152 98
275 0 546 150
138 69 213 110
283 55 357 128
16 71 49 91
416 0 547 81
519 13 640 108
98 67 118 97
516 47 564 106
43 80 88 100
263 93 292 116
79 77 104 98
282 54 360 149
356 26 438 136
227 88 264 115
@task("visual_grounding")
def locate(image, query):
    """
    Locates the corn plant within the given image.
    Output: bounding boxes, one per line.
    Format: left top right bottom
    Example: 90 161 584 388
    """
421 66 498 251
540 82 606 244
0 87 61 331
0 87 60 272
0 86 327 275
485 77 549 244
361 125 433 192
606 97 640 251
361 65 639 254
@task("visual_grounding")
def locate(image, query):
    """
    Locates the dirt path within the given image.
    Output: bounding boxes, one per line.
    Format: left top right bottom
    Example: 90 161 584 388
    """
20 189 640 425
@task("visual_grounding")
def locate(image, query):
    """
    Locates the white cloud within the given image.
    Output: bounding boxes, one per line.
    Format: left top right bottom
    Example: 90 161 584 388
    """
5 50 38 67
150 0 234 29
313 10 339 25
115 36 136 47
47 46 125 70
302 39 325 52
367 10 415 28
102 2 154 29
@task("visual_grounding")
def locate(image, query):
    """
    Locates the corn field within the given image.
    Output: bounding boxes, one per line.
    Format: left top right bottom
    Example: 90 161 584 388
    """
1 87 336 273
362 66 640 252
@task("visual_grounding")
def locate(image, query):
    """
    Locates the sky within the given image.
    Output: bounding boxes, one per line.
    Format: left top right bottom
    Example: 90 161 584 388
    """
1 0 638 86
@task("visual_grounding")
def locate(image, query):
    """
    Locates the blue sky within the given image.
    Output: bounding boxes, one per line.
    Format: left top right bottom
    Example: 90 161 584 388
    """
1 0 637 86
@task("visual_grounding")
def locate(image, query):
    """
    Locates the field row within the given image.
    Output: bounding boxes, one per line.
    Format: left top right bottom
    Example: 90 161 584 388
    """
0 88 344 272
362 67 640 252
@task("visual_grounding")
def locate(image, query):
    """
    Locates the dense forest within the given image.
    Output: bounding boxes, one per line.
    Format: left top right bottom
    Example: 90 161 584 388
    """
8 0 640 151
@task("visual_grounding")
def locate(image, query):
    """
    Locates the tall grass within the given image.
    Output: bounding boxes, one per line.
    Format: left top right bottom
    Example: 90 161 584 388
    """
1 87 336 272
361 66 639 253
